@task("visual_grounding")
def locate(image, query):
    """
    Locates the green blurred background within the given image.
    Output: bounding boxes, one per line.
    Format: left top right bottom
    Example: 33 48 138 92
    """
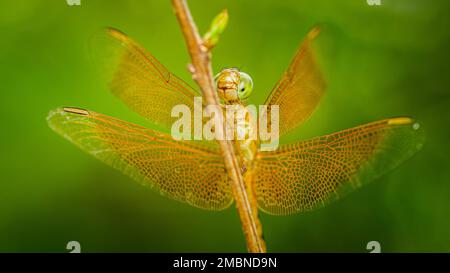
1 0 449 252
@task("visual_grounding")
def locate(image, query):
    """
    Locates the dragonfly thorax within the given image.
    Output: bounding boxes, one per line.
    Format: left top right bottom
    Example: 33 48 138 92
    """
214 68 253 105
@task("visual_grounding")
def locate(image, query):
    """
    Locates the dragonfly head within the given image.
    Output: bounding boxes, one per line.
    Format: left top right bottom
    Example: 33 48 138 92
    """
214 68 253 104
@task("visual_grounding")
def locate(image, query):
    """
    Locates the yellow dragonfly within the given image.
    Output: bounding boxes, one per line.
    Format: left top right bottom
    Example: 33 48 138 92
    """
48 26 424 241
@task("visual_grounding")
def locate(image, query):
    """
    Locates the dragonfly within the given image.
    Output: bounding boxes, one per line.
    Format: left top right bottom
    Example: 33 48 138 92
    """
47 26 424 243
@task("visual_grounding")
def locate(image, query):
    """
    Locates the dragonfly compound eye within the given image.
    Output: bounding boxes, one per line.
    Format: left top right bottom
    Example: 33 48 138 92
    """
238 71 253 101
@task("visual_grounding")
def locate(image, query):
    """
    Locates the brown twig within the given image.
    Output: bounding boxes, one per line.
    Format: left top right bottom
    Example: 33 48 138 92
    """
171 0 266 253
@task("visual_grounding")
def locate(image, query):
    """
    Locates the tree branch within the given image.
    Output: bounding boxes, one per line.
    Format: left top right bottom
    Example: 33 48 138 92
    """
171 0 266 253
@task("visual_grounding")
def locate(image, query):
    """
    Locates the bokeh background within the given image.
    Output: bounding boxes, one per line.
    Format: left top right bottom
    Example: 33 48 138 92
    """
1 0 449 252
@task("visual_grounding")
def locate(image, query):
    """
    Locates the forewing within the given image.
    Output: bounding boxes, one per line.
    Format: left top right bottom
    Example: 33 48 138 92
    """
90 27 200 132
255 117 424 215
264 27 326 137
47 108 232 211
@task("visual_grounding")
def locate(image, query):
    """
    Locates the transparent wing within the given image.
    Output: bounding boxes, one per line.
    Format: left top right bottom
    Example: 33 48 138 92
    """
47 107 232 211
255 117 424 215
264 26 326 137
90 27 200 132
